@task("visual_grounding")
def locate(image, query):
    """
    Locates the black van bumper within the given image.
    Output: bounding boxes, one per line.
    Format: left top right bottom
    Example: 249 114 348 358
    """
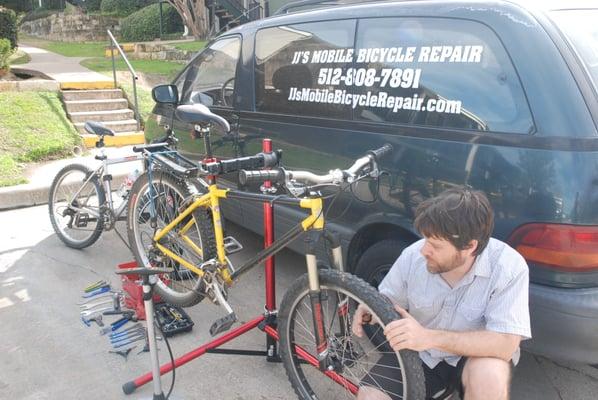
523 283 598 364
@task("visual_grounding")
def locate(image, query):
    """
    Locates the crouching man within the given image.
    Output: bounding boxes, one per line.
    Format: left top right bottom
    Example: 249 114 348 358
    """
353 188 531 400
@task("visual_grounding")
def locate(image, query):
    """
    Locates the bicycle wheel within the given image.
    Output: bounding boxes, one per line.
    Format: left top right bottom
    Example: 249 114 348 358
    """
279 269 425 400
127 170 216 307
48 164 105 249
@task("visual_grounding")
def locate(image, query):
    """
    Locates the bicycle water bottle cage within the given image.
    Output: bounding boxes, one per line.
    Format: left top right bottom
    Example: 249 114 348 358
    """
175 104 231 133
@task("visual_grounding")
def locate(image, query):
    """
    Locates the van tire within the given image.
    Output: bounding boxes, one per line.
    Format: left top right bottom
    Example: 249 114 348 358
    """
353 239 409 289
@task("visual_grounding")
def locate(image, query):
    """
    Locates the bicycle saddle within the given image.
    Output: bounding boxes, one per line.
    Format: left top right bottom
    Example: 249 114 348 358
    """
175 104 231 133
84 121 115 136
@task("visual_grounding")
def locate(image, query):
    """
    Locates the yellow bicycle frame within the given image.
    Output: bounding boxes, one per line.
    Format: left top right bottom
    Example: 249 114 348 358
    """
152 184 324 286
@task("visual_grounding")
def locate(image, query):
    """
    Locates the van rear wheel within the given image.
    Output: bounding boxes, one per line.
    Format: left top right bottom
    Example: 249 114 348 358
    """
354 240 408 289
353 240 409 350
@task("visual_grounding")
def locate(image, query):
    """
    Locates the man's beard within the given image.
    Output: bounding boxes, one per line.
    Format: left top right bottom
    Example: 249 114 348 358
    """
426 252 466 274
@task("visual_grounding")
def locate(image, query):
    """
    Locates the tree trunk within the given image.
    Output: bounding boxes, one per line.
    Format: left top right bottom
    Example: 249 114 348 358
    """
166 0 208 39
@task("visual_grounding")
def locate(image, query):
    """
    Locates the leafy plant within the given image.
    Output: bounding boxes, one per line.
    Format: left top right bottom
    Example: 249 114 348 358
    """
120 3 183 42
0 38 13 71
0 6 17 49
100 0 152 17
79 0 102 12
0 0 32 13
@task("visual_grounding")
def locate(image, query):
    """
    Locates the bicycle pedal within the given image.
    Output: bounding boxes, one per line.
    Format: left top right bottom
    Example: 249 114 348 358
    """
223 236 243 255
75 213 90 228
209 312 237 336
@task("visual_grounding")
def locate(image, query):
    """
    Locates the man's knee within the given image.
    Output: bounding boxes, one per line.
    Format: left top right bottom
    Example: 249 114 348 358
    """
461 357 511 400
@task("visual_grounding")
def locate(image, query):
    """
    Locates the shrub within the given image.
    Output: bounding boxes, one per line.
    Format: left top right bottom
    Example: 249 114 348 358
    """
79 0 102 12
0 6 17 49
120 3 183 42
100 0 152 17
41 0 66 10
0 38 13 71
0 0 32 13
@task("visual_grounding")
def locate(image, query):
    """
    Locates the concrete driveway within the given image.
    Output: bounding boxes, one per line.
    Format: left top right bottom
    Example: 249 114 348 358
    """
1 205 597 399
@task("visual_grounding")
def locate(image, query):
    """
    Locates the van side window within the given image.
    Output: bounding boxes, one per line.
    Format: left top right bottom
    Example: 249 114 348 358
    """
255 20 356 119
176 36 241 108
353 18 534 133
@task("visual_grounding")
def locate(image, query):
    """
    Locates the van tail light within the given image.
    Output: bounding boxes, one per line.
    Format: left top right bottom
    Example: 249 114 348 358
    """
508 224 598 272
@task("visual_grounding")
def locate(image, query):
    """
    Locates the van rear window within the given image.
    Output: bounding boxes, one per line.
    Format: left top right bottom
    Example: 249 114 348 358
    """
551 9 598 94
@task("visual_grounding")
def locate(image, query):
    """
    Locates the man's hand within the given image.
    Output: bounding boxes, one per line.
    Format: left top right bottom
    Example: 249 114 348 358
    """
352 303 373 338
384 305 431 352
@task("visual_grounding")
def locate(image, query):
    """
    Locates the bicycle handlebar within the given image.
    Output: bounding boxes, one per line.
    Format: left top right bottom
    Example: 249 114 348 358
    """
203 150 282 175
239 144 393 187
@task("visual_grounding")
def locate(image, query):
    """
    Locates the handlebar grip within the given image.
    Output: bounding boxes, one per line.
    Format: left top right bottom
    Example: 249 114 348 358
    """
132 142 169 153
367 144 393 161
239 169 285 186
217 151 282 175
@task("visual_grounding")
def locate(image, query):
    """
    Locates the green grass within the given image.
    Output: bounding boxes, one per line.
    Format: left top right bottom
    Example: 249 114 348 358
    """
171 41 207 52
117 80 154 121
0 92 81 187
9 50 31 65
81 58 183 79
19 35 107 58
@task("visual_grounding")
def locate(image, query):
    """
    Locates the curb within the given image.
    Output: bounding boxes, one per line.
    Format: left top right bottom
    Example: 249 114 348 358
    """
82 132 145 148
0 172 128 211
60 81 116 90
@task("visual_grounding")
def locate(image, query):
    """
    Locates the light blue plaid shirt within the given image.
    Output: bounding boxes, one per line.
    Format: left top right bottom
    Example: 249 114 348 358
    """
379 238 531 368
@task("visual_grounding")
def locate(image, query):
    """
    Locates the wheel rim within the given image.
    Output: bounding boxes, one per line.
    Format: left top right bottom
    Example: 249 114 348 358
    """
50 168 102 244
285 284 408 400
130 177 205 299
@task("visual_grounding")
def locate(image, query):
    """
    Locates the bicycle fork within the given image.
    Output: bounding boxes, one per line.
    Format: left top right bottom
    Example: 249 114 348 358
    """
305 230 346 371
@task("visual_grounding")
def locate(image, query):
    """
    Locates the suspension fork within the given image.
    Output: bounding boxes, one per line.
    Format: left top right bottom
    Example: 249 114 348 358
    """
324 230 351 338
304 230 330 371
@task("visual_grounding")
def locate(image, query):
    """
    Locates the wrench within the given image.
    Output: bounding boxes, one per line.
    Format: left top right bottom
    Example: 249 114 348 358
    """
81 306 114 317
110 328 146 341
82 286 111 298
110 322 142 337
113 336 148 348
99 318 130 335
80 298 113 311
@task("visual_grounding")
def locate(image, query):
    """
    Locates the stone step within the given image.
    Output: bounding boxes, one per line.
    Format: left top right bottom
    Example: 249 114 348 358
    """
62 89 124 101
65 98 129 113
75 119 139 134
81 131 145 148
68 109 135 123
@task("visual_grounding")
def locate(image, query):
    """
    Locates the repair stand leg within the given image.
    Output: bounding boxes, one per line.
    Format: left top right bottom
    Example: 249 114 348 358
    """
144 276 166 400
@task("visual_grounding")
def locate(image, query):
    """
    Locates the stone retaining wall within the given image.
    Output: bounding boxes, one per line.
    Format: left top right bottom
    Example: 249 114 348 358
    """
133 43 193 64
20 12 119 42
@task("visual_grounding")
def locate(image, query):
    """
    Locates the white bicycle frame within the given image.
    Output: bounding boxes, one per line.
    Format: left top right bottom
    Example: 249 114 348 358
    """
67 149 143 224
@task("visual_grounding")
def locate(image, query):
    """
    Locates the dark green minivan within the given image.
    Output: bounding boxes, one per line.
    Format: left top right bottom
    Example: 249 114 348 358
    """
144 0 598 364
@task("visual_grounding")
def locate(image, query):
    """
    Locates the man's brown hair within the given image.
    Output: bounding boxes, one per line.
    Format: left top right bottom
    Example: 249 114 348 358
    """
414 188 494 256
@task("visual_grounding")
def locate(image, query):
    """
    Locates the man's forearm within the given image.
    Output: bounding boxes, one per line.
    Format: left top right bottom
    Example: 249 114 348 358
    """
426 329 520 361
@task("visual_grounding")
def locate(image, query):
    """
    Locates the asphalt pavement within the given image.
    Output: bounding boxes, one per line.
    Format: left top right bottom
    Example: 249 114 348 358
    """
1 205 597 399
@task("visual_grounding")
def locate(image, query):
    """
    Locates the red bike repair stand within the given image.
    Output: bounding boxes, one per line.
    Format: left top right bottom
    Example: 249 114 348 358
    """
122 139 358 396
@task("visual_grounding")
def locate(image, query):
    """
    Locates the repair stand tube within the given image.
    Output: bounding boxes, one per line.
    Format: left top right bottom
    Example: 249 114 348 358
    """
262 139 278 361
144 277 166 399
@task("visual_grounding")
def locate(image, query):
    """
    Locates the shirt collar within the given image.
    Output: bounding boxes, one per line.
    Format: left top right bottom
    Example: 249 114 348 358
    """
471 243 492 278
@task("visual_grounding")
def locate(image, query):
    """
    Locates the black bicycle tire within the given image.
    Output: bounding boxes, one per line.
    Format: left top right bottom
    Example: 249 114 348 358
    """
279 269 426 400
48 163 105 249
127 171 217 307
